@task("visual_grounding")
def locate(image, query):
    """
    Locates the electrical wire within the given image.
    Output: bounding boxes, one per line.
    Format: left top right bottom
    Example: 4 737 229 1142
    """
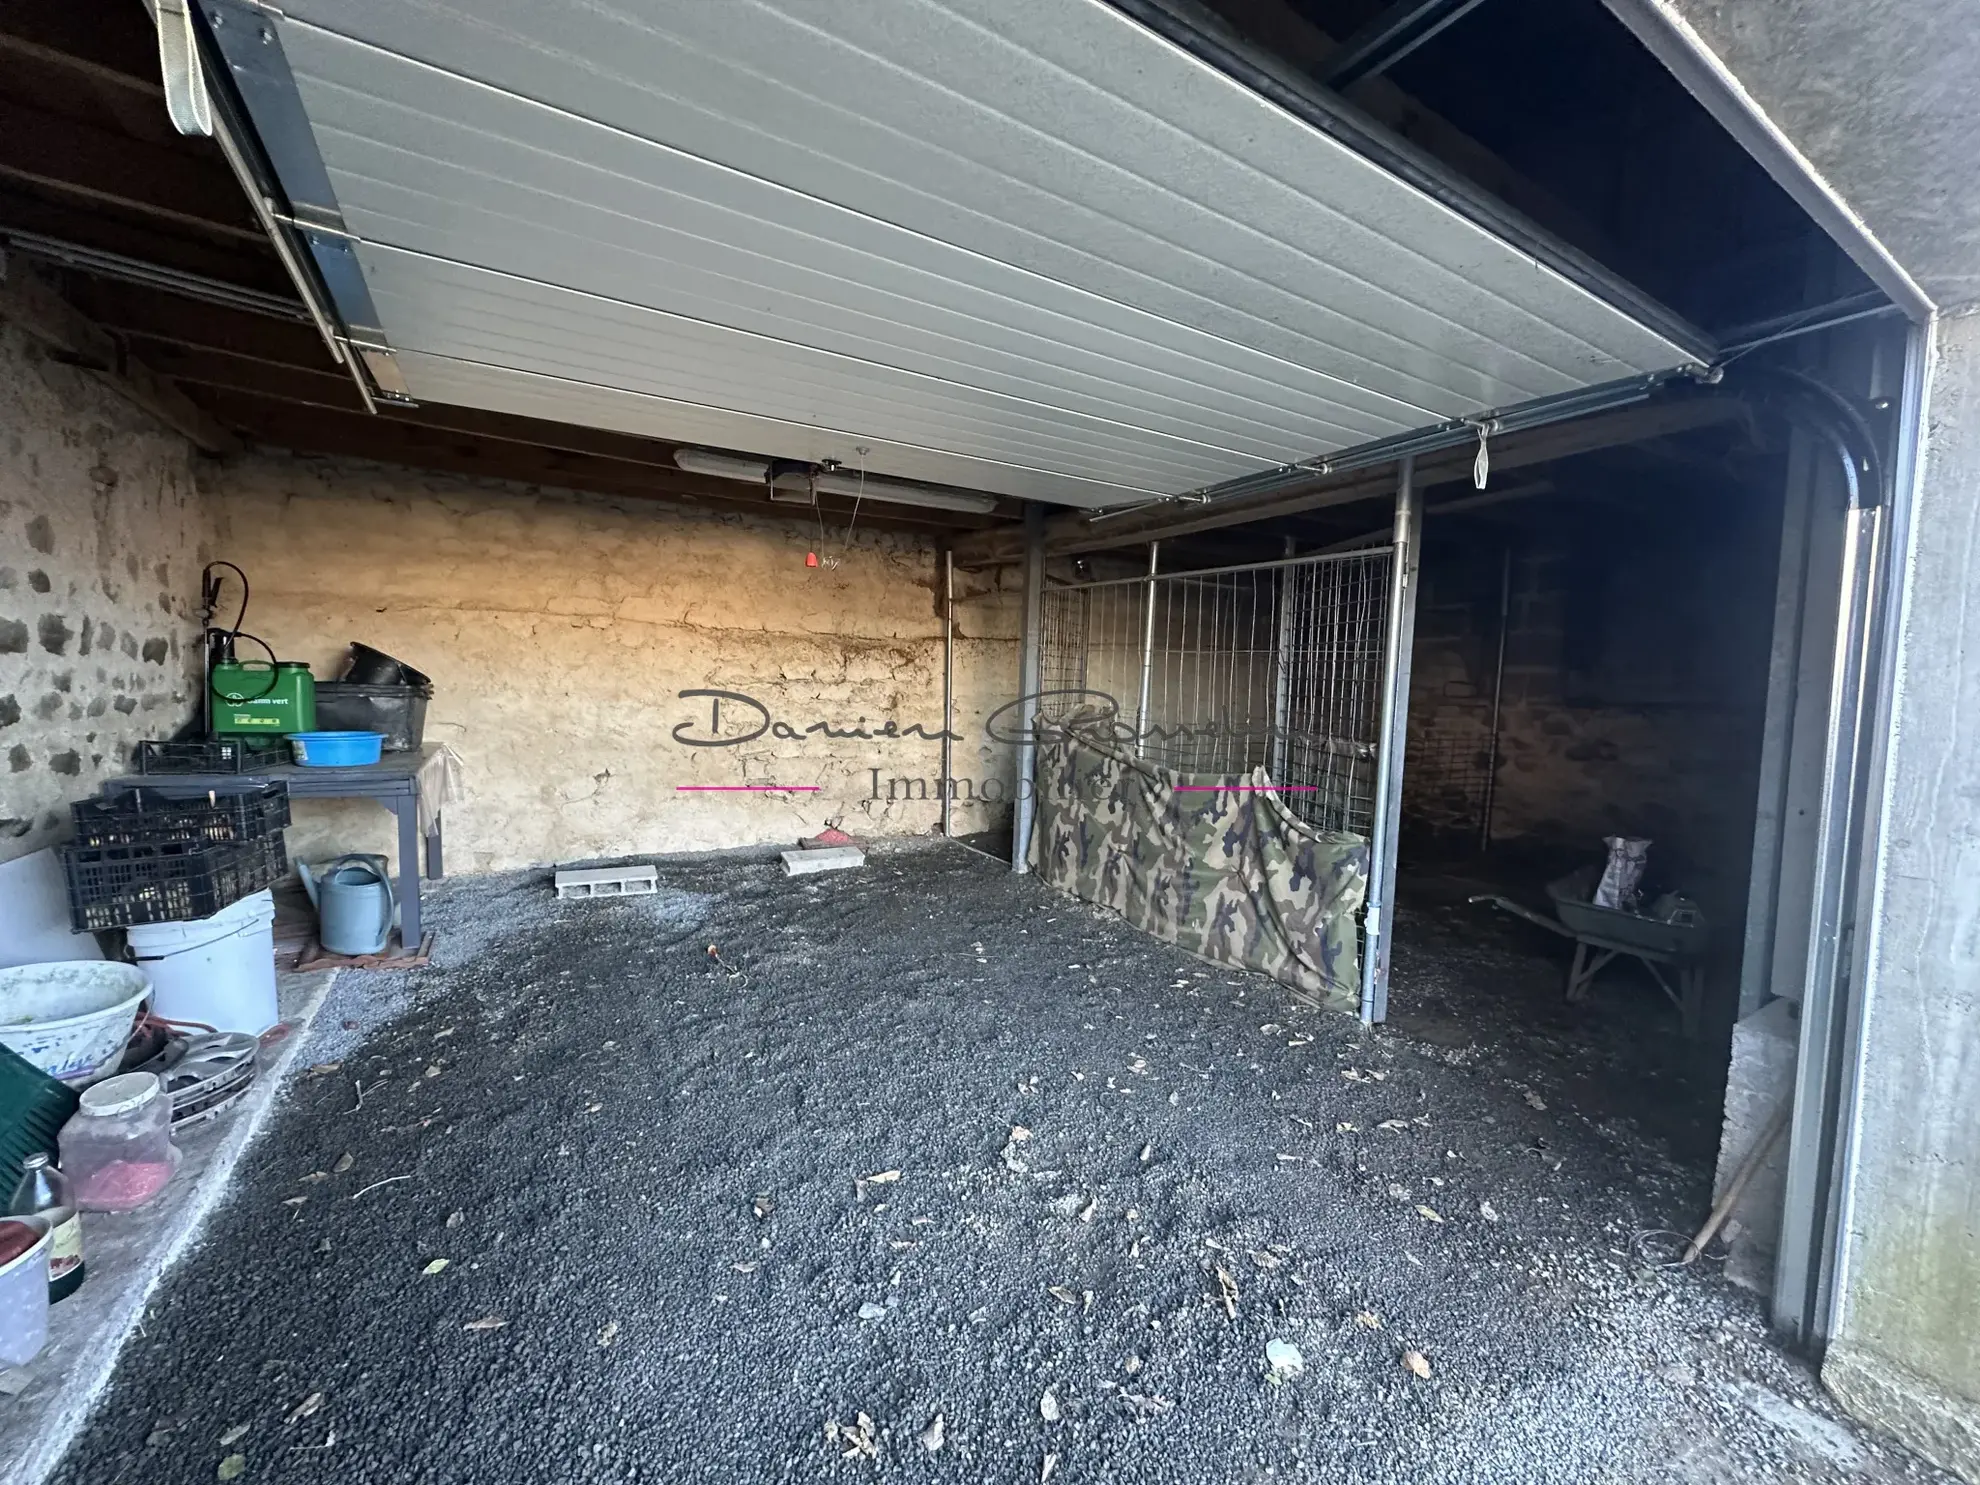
840 448 867 559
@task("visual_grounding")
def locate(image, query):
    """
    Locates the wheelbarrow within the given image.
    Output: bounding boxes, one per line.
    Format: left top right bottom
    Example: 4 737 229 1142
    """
1470 866 1710 1036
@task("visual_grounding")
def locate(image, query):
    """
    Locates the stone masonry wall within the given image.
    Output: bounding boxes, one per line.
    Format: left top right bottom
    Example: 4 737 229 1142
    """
0 296 211 862
203 454 1022 874
1404 508 1775 921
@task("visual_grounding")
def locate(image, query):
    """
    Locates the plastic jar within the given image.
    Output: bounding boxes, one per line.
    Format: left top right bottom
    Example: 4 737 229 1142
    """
59 1072 176 1213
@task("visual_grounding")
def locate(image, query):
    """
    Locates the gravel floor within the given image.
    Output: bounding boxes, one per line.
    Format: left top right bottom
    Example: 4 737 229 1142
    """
51 841 1952 1485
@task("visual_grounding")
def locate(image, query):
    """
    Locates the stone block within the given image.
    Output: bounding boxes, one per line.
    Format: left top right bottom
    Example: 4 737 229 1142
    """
1713 996 1800 1290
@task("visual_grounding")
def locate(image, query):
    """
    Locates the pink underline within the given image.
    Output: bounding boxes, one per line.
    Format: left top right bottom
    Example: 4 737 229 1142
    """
1174 784 1318 792
676 785 821 792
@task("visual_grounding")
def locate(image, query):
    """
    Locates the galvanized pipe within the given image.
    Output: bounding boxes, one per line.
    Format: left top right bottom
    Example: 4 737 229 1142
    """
1011 505 1046 874
1361 456 1423 1025
1479 542 1512 852
1271 537 1296 782
941 548 955 837
1134 541 1160 758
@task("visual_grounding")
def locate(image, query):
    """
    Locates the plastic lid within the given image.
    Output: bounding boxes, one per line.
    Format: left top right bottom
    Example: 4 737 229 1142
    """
21 1152 48 1170
79 1071 163 1117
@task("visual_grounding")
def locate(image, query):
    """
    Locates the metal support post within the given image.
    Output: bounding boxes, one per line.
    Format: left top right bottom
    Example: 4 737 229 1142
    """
1479 542 1512 852
1133 541 1160 757
1361 456 1422 1024
1011 505 1046 873
941 548 955 837
1271 537 1296 782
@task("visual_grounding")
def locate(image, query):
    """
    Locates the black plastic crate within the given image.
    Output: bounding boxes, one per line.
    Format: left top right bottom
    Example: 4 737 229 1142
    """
71 781 290 848
135 738 291 774
313 681 430 752
61 834 290 932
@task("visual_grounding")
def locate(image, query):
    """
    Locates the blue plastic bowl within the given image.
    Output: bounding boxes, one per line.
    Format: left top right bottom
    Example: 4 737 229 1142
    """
289 730 384 767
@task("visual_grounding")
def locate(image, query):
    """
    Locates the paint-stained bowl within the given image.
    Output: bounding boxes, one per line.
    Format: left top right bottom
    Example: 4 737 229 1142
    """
0 961 151 1082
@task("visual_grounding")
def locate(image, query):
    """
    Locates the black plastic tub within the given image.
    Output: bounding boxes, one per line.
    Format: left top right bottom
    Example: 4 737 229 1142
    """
342 643 430 689
312 681 431 752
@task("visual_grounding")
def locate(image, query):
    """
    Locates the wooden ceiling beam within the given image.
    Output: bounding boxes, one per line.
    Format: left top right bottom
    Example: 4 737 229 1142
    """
0 9 161 94
0 189 291 298
0 266 239 454
0 97 262 244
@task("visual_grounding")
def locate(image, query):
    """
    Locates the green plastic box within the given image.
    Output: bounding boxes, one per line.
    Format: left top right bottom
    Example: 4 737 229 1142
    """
210 660 316 734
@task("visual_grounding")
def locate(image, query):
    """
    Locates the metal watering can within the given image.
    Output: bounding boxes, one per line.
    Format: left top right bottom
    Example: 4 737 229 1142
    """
298 853 396 956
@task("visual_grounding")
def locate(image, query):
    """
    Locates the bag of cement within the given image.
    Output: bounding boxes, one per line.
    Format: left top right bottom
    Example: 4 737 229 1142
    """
1593 836 1650 911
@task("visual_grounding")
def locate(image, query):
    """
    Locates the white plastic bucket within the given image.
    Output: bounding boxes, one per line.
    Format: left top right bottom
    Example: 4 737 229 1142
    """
0 1217 51 1366
0 962 150 1081
128 890 278 1035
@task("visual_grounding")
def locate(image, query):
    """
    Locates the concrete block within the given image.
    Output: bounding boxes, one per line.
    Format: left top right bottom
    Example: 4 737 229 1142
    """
554 864 659 898
782 846 865 875
1713 996 1800 1290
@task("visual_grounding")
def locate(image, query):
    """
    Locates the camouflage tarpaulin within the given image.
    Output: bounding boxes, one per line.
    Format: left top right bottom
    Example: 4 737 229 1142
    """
1027 719 1369 1011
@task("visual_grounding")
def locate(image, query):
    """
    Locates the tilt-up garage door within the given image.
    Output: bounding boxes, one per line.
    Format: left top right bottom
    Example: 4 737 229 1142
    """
186 0 1709 510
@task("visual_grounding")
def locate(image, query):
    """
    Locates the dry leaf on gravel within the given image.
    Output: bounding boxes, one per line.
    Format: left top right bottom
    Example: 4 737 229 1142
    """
1404 1350 1433 1378
1355 1310 1383 1330
421 1259 449 1276
463 1315 506 1332
1213 1265 1240 1320
597 1321 620 1348
216 1455 246 1481
1041 1451 1060 1483
219 1424 249 1447
825 1413 879 1461
285 1393 323 1425
920 1414 946 1454
1524 1090 1547 1110
1415 1205 1445 1224
1336 1121 1358 1133
751 1193 776 1220
855 1169 902 1199
1479 1201 1500 1222
1040 1388 1061 1422
446 1210 464 1229
331 1153 354 1175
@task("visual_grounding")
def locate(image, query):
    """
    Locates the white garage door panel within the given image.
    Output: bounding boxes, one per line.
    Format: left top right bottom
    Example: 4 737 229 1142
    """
360 247 1253 493
278 22 1527 437
286 44 1403 458
394 353 1145 507
287 77 1401 465
244 0 1703 507
279 0 1690 398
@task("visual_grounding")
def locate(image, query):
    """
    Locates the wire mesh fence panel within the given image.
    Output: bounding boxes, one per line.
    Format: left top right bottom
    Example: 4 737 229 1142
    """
1039 549 1393 837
